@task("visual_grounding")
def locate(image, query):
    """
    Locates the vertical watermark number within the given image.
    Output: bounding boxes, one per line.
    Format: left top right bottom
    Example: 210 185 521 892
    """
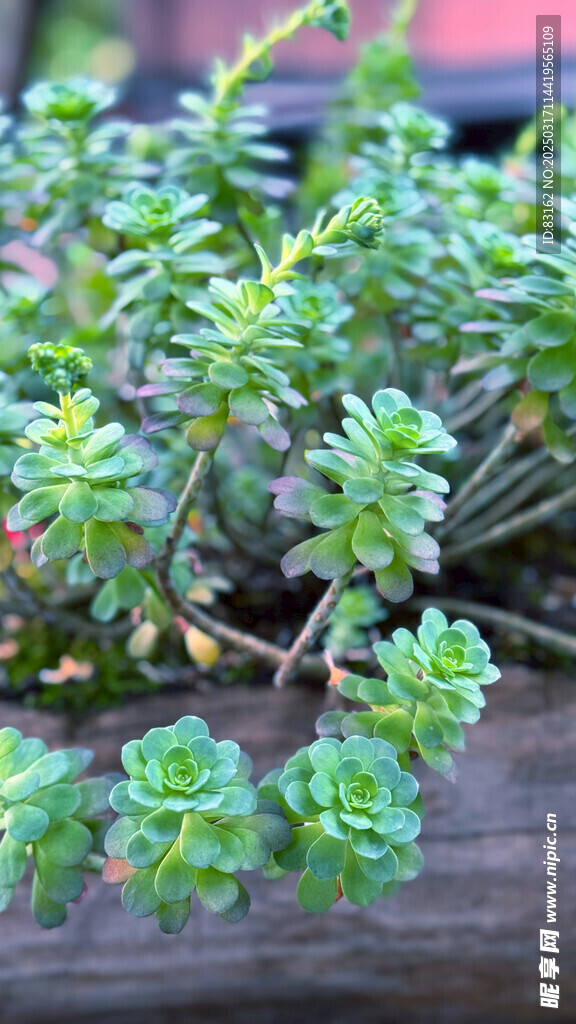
536 16 561 253
539 812 560 1009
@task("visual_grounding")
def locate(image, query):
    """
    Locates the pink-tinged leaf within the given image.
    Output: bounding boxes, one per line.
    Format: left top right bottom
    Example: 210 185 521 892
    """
459 320 506 333
125 487 176 525
475 288 519 303
177 383 223 417
117 434 158 471
141 411 187 434
269 476 325 518
110 522 155 569
102 858 137 885
280 535 322 578
258 417 290 452
137 381 182 397
450 354 501 376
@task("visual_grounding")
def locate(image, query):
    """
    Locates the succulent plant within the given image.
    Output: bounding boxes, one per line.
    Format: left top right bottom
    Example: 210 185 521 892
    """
103 184 218 242
277 280 353 398
0 727 112 928
271 388 456 600
141 276 305 452
140 199 382 452
260 734 423 912
102 186 223 351
16 78 132 245
103 716 291 932
22 78 116 126
7 344 175 578
28 342 92 395
307 0 351 41
319 609 500 777
454 233 576 462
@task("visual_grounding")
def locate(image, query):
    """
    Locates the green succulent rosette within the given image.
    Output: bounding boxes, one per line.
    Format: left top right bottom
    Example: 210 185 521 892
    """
104 716 291 932
8 345 176 578
140 276 305 453
102 185 223 343
22 78 116 126
277 280 354 399
271 388 456 601
103 183 220 244
260 735 423 912
0 727 112 928
320 609 501 777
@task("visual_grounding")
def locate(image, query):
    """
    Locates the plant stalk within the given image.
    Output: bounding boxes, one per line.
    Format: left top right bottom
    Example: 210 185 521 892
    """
442 421 518 524
156 450 213 576
155 567 328 680
441 482 576 564
273 569 354 689
409 596 576 658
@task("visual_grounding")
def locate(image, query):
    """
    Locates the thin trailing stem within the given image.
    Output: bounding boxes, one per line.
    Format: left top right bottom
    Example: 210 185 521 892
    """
445 439 554 533
450 461 570 542
212 4 311 109
273 569 354 689
153 450 328 678
1 569 131 640
445 423 576 534
441 483 576 564
442 421 518 525
443 386 508 436
155 565 328 680
156 450 213 576
409 596 576 658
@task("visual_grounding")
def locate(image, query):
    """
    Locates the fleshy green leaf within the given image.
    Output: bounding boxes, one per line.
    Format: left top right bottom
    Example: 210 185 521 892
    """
196 867 239 914
297 868 338 913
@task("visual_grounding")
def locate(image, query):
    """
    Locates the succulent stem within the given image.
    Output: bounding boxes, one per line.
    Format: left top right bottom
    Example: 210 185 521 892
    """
441 482 576 565
156 450 213 576
443 422 576 535
273 568 354 689
409 596 576 658
443 421 518 523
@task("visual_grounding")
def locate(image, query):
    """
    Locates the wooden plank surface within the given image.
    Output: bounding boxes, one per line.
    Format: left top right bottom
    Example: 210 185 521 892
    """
0 665 575 1023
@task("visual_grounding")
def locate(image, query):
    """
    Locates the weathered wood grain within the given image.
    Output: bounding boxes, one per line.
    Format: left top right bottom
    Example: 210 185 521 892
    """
0 666 574 1024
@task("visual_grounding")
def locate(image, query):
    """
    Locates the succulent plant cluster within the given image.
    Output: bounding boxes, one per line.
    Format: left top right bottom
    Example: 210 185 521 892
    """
271 388 456 600
23 79 115 126
102 185 223 352
163 0 349 211
15 78 134 244
0 726 112 927
103 716 291 932
276 280 354 399
0 0 519 937
318 609 500 777
139 199 383 452
8 344 175 578
455 233 576 462
259 734 423 911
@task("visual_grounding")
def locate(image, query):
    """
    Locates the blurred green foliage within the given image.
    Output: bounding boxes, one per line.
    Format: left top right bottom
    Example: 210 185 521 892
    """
0 0 575 718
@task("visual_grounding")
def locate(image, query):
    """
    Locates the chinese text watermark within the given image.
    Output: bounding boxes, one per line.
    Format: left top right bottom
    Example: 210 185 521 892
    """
540 812 560 1009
